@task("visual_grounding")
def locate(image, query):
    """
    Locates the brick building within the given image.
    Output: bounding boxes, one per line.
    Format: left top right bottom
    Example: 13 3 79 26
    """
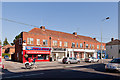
2 45 15 59
2 45 15 54
15 26 106 63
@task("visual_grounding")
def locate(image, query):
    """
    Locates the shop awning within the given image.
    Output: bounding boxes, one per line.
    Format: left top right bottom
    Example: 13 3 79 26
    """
26 50 50 54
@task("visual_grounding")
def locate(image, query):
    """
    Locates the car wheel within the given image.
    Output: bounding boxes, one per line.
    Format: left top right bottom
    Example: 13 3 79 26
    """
68 61 71 64
77 61 80 64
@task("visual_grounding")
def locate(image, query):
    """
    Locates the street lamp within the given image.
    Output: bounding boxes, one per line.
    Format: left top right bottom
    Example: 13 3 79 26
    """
84 42 86 59
101 17 110 60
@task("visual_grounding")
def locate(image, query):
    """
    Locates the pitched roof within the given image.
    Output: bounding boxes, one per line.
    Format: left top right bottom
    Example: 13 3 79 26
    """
28 27 101 43
2 45 15 49
106 39 120 45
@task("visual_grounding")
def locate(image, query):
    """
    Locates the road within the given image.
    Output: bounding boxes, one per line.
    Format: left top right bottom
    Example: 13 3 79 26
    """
1 59 120 80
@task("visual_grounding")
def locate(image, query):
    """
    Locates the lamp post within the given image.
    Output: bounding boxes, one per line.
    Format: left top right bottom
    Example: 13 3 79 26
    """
84 42 86 59
101 17 110 60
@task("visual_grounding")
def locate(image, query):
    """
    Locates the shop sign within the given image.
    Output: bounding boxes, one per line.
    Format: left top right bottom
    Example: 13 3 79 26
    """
53 48 66 51
25 46 51 51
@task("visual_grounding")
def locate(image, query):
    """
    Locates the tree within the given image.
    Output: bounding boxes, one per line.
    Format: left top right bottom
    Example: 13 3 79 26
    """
11 33 22 45
3 38 9 46
0 40 1 45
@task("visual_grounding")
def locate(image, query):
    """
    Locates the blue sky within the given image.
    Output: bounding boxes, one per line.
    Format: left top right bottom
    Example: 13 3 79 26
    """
2 2 118 44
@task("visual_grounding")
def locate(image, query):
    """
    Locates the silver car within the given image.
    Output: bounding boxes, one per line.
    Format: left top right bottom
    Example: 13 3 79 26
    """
105 58 120 72
62 57 80 64
85 57 99 63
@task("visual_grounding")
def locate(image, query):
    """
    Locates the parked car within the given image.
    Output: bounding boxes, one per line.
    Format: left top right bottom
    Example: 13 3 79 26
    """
105 58 120 72
85 57 99 63
4 55 9 60
62 57 80 64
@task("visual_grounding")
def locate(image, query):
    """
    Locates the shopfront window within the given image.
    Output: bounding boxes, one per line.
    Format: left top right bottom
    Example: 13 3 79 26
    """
53 40 57 46
37 39 40 45
43 40 48 46
72 43 75 48
38 54 49 60
38 55 44 60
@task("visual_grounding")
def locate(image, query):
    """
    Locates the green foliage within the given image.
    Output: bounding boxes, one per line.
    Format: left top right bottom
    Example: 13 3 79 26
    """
11 33 22 45
0 40 1 45
3 38 9 46
2 53 10 57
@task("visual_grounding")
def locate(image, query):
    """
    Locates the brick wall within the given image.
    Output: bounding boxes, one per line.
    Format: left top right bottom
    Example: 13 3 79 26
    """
22 31 106 50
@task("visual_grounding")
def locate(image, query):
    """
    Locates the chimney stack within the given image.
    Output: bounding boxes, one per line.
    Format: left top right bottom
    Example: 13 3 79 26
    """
93 38 96 40
40 26 45 31
111 38 114 41
73 32 77 36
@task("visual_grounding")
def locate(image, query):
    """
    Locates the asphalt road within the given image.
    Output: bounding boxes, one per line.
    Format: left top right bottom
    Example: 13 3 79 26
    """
2 61 120 80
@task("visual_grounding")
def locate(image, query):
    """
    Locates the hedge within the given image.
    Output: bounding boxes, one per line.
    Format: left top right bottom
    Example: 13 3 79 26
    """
2 53 10 57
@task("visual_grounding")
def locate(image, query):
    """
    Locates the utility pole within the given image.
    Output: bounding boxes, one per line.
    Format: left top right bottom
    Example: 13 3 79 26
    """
101 17 110 61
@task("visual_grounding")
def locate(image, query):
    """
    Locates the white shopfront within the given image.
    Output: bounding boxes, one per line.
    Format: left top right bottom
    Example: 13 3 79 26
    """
67 48 97 60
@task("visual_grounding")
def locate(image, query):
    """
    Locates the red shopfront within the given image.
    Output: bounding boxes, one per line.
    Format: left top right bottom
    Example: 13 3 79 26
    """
23 47 51 63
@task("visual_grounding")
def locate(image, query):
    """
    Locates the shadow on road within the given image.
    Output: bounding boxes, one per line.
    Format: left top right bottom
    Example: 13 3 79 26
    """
72 63 120 73
2 63 120 80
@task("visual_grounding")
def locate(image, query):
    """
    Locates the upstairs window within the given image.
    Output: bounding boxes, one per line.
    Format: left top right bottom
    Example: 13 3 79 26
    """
80 43 83 48
64 42 68 47
90 44 91 49
37 39 40 45
76 43 78 48
27 38 33 45
97 45 99 49
92 45 94 49
86 44 88 48
103 46 104 49
53 40 57 46
43 40 48 46
72 43 75 48
59 41 62 47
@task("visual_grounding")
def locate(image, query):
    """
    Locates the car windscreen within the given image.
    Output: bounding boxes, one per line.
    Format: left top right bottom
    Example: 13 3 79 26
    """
110 59 120 63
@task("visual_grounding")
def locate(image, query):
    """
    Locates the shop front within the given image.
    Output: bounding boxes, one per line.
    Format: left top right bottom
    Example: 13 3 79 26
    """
51 48 67 61
23 46 51 63
97 50 106 59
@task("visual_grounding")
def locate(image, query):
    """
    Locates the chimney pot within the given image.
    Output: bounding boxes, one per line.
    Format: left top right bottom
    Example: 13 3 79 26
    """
73 32 77 36
40 26 45 30
111 38 114 41
93 38 96 40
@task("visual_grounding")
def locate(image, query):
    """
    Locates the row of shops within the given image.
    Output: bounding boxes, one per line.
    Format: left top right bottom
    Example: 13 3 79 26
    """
21 46 106 63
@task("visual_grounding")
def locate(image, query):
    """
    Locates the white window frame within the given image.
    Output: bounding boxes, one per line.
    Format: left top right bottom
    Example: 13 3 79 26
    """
86 44 88 48
72 42 75 48
76 43 78 48
59 41 62 47
64 42 68 47
53 40 57 46
43 40 48 46
37 39 40 45
97 45 99 49
27 38 33 45
80 43 83 48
